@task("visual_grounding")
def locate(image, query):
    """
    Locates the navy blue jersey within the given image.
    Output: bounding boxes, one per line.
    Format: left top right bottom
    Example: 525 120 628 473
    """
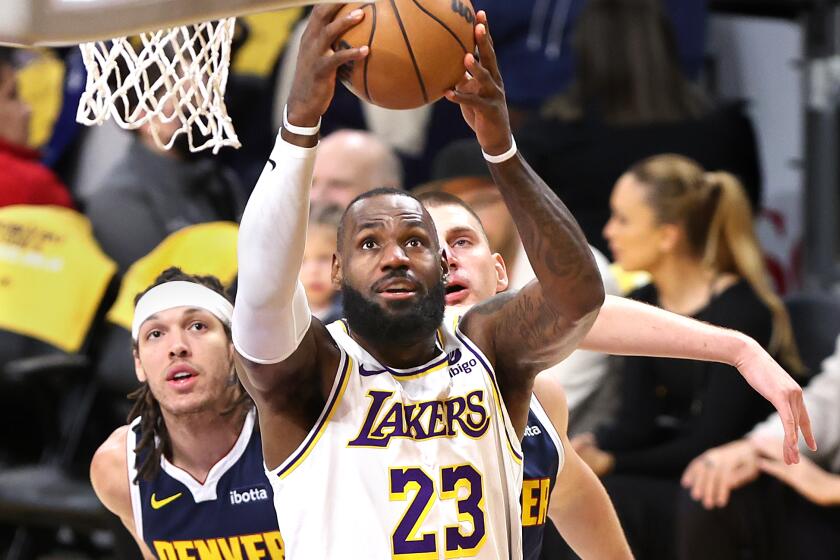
521 394 564 560
128 409 283 559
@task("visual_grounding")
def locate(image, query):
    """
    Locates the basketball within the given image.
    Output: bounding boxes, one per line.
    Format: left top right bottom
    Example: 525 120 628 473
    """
333 0 477 110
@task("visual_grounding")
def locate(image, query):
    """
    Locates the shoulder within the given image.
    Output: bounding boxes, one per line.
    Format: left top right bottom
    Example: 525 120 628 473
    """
87 148 151 209
463 289 519 321
90 425 132 517
458 289 520 353
235 317 341 400
707 279 773 340
91 425 129 476
85 182 148 221
18 156 64 187
713 280 769 316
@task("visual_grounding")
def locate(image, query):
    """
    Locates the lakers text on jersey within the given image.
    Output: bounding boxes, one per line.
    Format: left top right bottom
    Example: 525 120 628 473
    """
266 314 524 559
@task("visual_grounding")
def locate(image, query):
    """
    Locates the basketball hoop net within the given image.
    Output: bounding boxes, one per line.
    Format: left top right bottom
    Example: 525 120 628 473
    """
76 18 240 153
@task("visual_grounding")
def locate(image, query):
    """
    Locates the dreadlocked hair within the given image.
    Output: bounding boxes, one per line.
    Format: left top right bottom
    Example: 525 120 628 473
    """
127 267 251 482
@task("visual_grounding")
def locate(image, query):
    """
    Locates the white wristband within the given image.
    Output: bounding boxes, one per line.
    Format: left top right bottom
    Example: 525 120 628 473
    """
482 136 517 164
283 104 321 136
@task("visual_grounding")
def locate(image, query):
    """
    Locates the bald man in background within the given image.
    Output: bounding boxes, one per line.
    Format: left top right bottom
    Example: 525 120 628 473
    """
310 129 403 208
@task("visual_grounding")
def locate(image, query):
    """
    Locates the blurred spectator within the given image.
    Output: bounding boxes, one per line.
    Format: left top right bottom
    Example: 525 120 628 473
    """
312 129 403 208
60 20 263 202
302 203 343 323
678 332 840 560
426 138 621 436
517 0 760 258
473 0 707 117
571 154 802 560
85 107 246 273
0 48 74 209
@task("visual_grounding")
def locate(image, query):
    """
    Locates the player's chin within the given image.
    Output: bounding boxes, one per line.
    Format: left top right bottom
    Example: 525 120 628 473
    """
159 389 208 415
381 301 420 317
161 399 207 417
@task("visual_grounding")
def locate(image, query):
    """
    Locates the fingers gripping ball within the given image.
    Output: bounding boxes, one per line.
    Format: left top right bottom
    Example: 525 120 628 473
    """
333 0 477 110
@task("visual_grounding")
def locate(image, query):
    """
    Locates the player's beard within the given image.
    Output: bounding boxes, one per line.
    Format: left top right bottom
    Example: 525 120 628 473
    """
341 278 445 347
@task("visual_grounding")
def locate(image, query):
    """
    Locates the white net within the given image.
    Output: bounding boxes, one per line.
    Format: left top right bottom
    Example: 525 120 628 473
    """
76 18 240 154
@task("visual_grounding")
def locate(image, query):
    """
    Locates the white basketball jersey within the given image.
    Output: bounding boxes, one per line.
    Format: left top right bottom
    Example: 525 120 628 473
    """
266 315 524 559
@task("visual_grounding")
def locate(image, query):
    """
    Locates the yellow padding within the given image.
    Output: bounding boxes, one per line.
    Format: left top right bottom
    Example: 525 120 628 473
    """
0 205 116 352
107 222 239 330
233 8 304 77
609 264 651 296
16 50 65 149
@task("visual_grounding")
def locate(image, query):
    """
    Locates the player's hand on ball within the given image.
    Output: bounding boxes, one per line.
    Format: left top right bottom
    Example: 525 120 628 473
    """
445 10 512 156
286 4 369 128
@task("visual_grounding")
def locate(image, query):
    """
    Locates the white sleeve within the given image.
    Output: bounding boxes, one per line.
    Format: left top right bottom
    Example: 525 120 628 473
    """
232 132 316 364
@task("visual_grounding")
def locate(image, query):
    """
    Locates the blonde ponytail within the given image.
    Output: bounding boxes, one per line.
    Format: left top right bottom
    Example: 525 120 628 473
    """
703 172 805 374
630 155 805 374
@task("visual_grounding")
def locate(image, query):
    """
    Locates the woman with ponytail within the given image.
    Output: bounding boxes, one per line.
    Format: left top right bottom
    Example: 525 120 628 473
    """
568 154 803 560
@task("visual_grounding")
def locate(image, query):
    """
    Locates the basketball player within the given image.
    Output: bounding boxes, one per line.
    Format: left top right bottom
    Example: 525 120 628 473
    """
421 191 628 558
90 268 282 560
233 7 607 559
419 190 814 558
234 7 811 559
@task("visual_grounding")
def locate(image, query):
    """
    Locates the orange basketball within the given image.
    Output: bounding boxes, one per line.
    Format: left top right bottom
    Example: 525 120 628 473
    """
333 0 477 110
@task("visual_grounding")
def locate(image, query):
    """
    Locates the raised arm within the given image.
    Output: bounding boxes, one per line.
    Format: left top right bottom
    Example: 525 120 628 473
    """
232 6 369 393
533 376 633 560
578 294 814 464
450 12 603 429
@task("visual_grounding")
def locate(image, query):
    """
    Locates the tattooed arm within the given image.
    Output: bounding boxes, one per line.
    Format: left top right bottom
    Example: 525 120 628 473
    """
447 12 603 434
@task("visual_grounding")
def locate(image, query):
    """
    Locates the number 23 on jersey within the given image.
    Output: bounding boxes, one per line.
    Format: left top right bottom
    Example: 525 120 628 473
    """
390 464 486 559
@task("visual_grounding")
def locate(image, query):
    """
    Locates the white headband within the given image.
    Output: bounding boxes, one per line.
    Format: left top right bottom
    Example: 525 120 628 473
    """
132 281 234 341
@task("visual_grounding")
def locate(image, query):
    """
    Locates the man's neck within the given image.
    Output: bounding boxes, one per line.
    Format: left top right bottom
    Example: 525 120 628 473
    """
349 330 441 370
162 405 247 484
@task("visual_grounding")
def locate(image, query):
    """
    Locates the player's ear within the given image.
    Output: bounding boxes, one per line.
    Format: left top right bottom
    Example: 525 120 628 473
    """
492 253 509 293
133 347 147 383
331 253 343 288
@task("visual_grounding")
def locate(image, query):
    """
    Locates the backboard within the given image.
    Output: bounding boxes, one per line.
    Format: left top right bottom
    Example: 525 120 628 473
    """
0 0 341 47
